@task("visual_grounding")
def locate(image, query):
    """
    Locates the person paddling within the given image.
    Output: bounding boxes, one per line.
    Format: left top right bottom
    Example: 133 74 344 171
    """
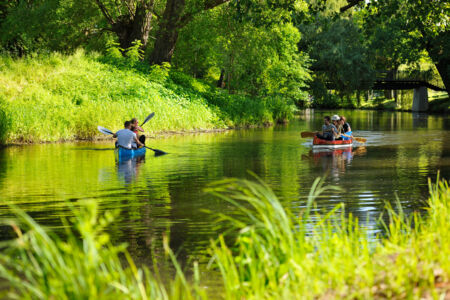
339 116 353 140
113 121 144 149
130 118 146 148
316 116 339 141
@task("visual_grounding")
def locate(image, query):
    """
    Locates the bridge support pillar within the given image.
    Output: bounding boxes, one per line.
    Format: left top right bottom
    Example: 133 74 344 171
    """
412 86 428 112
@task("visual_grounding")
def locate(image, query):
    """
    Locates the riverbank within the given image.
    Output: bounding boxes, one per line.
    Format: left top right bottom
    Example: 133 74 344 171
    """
0 50 295 145
1 177 449 299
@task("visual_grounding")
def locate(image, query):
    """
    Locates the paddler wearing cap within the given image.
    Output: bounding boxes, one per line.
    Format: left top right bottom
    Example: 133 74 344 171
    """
315 115 340 141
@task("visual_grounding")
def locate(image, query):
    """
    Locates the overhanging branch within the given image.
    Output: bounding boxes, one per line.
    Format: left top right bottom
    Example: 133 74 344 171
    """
95 0 116 24
178 0 230 28
340 0 364 13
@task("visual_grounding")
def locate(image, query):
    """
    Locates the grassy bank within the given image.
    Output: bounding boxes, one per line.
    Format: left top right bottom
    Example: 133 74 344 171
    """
0 177 449 299
0 50 296 144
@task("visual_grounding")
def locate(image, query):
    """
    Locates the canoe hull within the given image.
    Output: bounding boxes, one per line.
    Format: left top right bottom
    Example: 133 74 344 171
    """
312 137 353 150
115 147 146 161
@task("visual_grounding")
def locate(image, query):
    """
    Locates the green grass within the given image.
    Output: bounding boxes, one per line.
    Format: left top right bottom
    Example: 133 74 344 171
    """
1 177 449 299
0 50 296 144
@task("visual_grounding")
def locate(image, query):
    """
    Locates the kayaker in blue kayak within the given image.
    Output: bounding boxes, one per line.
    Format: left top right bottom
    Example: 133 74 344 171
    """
113 121 144 149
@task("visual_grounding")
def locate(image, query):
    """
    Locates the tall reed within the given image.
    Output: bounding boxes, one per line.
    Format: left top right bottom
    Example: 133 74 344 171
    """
0 177 449 299
0 200 205 300
207 177 450 299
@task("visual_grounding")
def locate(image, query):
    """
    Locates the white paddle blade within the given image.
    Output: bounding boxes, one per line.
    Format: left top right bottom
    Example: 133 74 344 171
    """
98 126 114 135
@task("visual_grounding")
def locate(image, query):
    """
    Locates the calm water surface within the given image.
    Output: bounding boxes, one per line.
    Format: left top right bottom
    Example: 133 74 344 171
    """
1 109 450 268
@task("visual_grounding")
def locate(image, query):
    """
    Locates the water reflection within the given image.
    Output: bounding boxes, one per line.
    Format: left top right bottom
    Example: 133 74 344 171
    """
0 110 449 273
116 157 145 184
302 146 367 177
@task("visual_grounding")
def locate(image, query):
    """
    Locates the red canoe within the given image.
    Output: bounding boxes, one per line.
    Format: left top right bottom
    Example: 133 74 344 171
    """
313 136 353 149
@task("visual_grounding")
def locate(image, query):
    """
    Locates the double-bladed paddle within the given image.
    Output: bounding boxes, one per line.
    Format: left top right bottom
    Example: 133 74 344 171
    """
300 131 367 143
140 112 155 127
97 126 167 156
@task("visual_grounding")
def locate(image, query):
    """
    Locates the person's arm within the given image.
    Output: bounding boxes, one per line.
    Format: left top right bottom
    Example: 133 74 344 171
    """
134 135 144 147
136 125 144 132
333 126 340 138
342 132 351 138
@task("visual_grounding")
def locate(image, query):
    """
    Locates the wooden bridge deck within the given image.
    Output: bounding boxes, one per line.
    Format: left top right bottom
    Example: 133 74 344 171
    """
371 80 446 92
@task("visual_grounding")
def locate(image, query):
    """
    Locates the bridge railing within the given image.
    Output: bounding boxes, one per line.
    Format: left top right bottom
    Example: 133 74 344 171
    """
375 70 445 90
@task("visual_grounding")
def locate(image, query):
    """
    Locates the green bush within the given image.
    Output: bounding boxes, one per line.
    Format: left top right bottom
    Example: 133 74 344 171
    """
0 51 298 143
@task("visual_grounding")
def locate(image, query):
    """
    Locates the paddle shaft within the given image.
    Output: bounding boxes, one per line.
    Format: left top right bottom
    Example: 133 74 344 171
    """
300 131 366 143
145 146 167 156
140 112 155 127
98 126 167 155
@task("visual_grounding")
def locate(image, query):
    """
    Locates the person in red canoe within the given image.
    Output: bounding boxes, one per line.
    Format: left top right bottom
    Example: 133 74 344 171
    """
339 115 353 140
315 115 340 141
130 118 146 149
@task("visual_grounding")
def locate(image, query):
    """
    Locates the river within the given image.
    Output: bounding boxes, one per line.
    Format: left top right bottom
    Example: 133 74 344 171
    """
1 109 450 269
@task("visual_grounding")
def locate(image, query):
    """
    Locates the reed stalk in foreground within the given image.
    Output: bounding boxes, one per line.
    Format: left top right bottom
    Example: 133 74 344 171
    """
0 201 203 300
207 177 450 299
0 177 449 299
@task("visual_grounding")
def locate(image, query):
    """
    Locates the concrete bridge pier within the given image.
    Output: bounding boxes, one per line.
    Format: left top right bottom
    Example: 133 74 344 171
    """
412 86 428 112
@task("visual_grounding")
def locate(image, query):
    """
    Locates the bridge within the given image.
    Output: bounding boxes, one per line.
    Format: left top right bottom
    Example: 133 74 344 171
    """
371 79 447 112
371 79 446 92
325 77 447 112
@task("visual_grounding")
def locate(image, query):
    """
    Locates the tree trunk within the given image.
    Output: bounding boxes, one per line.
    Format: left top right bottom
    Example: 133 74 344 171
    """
149 0 185 65
384 69 394 99
217 69 225 88
424 31 449 94
112 6 153 50
435 58 450 94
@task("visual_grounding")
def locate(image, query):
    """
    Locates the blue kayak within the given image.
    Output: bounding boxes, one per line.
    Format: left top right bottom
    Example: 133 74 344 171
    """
115 147 146 161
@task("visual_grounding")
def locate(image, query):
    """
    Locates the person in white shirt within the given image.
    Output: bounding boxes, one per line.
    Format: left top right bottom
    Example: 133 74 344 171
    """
113 121 144 149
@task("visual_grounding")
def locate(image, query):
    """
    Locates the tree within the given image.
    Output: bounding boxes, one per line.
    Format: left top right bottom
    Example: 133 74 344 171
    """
365 0 449 94
94 0 155 50
364 15 424 100
148 0 229 64
297 1 375 105
0 0 103 53
173 3 311 103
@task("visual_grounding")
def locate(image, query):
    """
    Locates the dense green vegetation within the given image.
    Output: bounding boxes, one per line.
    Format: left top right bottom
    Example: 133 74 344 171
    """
1 177 449 299
0 0 448 119
0 50 296 144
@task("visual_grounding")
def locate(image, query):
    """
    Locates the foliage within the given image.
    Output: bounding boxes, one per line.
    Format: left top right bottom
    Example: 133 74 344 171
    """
0 200 204 299
364 0 450 92
0 0 104 54
298 15 375 107
207 176 450 299
0 51 222 143
0 98 10 143
175 6 311 105
1 176 450 298
169 70 297 126
149 62 172 84
125 40 145 65
0 51 297 144
105 40 123 60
